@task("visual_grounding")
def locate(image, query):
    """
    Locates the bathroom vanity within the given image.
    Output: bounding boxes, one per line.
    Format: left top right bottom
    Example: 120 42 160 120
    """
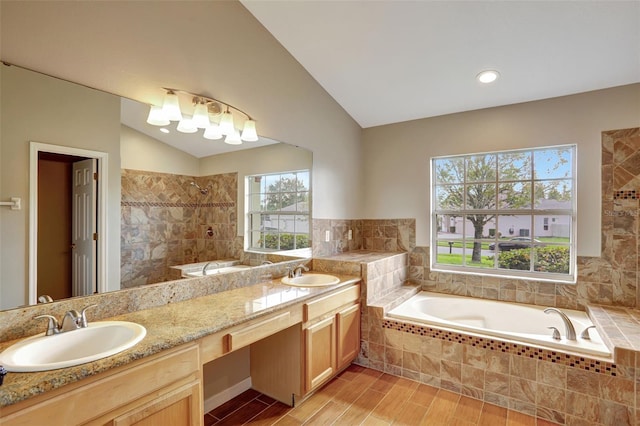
0 277 361 426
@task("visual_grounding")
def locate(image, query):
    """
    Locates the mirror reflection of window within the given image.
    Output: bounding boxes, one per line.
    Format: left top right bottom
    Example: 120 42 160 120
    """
246 170 311 252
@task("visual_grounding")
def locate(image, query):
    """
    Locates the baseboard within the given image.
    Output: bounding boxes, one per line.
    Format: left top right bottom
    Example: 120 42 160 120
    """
203 377 253 414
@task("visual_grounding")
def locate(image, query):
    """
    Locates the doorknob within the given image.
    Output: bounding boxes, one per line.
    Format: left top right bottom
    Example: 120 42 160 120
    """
71 243 76 249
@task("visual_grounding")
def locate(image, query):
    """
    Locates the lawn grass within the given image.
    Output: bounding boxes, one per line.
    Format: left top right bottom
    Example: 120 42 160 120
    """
436 253 494 267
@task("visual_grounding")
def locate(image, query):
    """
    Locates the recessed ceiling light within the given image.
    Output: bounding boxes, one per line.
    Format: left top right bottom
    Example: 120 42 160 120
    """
477 70 500 84
160 128 170 134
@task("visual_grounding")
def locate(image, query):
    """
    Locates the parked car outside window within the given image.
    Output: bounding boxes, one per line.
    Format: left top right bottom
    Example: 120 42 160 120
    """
489 237 542 251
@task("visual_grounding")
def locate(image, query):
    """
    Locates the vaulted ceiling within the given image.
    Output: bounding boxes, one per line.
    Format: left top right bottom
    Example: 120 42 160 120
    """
242 1 640 128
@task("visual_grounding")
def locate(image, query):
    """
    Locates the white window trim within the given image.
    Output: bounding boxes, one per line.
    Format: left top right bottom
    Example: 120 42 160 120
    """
430 145 577 283
245 169 311 253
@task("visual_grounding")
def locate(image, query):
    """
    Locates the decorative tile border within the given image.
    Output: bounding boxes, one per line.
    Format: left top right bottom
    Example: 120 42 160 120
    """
382 319 618 377
613 190 638 200
121 201 235 208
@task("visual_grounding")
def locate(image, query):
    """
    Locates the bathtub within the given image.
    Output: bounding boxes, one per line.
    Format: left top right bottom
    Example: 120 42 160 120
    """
185 265 251 277
387 291 611 359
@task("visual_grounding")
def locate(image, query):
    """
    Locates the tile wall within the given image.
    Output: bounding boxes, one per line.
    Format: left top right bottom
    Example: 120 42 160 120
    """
120 169 242 287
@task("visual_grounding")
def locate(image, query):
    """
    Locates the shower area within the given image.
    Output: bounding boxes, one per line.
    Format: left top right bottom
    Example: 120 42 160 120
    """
120 169 240 288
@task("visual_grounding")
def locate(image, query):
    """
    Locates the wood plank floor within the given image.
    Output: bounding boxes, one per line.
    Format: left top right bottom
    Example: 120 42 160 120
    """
204 365 559 425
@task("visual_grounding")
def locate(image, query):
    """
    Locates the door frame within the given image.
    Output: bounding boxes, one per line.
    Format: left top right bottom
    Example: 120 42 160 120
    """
29 142 109 305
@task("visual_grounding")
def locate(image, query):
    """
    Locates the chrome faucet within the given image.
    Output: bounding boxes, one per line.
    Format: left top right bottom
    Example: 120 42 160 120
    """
580 325 597 340
34 304 97 335
289 264 310 278
37 295 53 303
202 262 220 275
544 308 577 340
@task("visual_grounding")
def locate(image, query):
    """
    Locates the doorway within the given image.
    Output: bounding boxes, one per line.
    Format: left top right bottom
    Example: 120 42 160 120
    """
29 142 109 305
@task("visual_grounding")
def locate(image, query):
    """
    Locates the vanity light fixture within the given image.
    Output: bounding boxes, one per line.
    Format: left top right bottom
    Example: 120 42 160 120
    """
146 88 259 143
476 70 500 84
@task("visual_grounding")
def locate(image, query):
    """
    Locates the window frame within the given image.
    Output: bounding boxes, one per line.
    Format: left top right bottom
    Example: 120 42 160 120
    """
245 169 311 253
430 144 577 283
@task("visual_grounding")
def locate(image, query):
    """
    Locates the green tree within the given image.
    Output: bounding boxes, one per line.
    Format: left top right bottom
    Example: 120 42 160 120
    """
435 153 531 262
264 176 309 211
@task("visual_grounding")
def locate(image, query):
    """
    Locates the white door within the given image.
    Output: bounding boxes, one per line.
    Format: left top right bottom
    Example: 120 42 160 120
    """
72 159 97 297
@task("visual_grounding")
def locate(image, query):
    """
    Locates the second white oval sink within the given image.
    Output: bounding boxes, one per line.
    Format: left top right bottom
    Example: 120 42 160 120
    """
0 321 146 372
281 273 340 287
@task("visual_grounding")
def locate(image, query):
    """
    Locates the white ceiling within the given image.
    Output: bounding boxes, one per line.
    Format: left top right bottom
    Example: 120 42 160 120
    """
241 1 640 128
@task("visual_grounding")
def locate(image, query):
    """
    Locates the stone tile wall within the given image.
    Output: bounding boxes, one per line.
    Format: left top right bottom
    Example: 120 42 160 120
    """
121 169 241 287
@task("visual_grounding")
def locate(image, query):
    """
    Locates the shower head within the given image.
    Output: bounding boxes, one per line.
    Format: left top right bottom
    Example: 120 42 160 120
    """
190 181 210 195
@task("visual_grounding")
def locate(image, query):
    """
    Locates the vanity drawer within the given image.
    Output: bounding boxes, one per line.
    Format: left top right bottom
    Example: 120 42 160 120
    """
304 284 360 322
225 311 295 352
1 344 200 426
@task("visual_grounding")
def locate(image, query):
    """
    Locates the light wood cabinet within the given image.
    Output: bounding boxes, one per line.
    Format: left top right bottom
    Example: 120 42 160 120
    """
304 316 336 391
336 303 360 370
302 284 360 394
0 344 202 426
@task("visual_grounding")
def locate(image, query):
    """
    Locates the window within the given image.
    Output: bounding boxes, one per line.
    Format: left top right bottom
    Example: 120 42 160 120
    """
246 170 311 252
431 145 576 282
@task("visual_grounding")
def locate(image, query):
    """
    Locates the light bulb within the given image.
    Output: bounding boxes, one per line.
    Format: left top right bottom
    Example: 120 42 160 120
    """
146 105 169 126
204 123 223 140
224 129 242 145
219 109 235 136
162 90 183 121
192 101 210 129
240 119 258 142
176 115 197 133
476 70 500 84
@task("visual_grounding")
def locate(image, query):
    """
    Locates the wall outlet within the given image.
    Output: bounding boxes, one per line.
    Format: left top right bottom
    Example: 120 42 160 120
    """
325 230 331 242
348 229 353 240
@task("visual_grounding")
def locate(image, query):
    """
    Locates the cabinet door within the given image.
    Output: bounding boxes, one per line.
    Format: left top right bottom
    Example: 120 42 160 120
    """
336 303 360 370
111 381 201 426
304 316 336 392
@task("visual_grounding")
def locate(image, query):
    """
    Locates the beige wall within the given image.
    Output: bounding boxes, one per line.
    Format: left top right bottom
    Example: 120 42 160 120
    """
0 0 364 221
120 124 199 176
0 64 121 309
362 84 640 256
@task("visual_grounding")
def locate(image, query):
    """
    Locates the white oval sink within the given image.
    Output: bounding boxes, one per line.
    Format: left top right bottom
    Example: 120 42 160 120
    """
281 273 340 287
0 321 146 372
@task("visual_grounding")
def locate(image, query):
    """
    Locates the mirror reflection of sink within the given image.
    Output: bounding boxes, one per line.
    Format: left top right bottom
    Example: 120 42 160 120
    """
281 274 340 287
0 321 146 372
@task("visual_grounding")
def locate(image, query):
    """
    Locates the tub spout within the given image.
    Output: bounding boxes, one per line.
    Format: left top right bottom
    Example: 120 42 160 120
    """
544 308 577 340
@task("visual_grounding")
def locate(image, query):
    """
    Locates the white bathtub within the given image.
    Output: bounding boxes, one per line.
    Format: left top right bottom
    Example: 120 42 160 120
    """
185 265 251 277
387 292 612 359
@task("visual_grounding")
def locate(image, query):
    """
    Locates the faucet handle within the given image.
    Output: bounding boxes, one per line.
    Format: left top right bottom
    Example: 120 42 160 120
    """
34 314 60 336
580 325 597 340
80 304 98 328
547 326 561 340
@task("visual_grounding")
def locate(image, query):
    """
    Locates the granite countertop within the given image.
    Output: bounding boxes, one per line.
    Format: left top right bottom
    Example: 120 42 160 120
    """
0 274 360 408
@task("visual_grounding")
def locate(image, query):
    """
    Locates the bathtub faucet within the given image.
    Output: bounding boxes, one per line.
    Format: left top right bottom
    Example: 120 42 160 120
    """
543 308 577 340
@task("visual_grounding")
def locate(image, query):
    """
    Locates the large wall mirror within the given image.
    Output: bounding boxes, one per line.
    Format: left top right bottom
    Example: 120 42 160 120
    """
0 63 312 311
